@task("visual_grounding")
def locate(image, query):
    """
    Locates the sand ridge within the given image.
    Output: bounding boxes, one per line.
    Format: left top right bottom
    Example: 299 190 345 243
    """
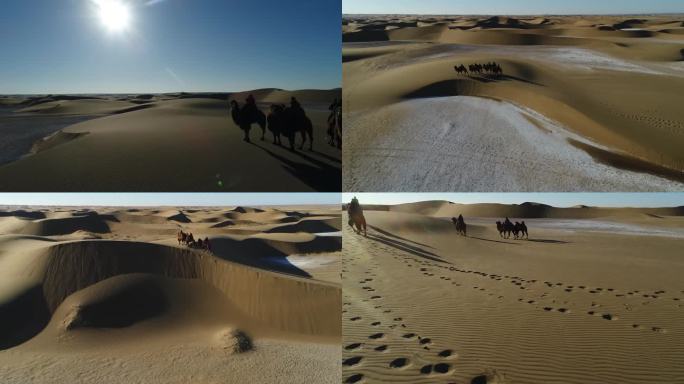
0 205 342 383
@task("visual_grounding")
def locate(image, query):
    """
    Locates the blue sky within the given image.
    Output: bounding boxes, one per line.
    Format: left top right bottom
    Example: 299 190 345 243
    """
0 193 341 207
342 193 684 208
343 0 684 15
0 0 340 94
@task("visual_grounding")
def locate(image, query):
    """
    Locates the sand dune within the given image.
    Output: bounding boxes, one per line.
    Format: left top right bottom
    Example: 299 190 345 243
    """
0 205 341 383
0 89 341 191
343 15 684 191
342 202 684 383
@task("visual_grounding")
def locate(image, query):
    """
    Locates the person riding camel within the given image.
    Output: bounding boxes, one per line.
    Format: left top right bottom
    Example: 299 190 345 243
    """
457 214 464 225
504 217 512 226
243 94 258 120
290 97 305 118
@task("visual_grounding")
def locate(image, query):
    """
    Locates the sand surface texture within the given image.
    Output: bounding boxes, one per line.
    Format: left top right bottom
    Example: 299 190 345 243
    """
0 205 341 383
342 201 684 383
0 89 341 191
342 15 684 191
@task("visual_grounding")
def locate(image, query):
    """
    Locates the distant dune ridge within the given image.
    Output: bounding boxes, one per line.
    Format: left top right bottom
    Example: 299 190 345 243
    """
0 88 341 192
342 200 684 383
342 14 684 191
354 200 684 218
0 206 341 383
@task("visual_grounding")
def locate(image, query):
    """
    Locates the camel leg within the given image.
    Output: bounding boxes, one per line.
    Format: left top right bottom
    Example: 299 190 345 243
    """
242 125 251 143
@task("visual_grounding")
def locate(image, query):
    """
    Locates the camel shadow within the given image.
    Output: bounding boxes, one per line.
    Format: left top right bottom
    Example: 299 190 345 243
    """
310 149 341 164
249 142 341 191
527 239 569 244
468 236 520 245
368 225 435 249
469 74 544 86
365 232 450 264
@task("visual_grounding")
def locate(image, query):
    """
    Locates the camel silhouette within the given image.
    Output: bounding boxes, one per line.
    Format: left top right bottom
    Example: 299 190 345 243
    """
267 103 314 151
230 100 267 143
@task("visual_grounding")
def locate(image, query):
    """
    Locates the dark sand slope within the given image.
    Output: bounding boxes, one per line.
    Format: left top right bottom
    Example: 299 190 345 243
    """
343 202 684 383
0 90 340 191
0 206 341 383
343 15 684 191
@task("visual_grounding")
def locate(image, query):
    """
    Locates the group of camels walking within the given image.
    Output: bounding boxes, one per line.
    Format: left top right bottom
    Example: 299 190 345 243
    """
346 198 531 242
229 95 342 151
454 61 503 78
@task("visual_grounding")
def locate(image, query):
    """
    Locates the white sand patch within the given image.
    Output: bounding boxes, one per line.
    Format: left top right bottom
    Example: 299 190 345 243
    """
404 44 670 76
344 96 683 191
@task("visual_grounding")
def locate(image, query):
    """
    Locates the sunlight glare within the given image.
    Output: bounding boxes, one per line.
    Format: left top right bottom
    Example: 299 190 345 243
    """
95 0 131 33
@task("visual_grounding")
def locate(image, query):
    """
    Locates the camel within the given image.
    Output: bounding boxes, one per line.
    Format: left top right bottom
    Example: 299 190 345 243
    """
327 101 342 148
347 198 367 237
454 64 468 75
517 221 528 239
230 100 267 143
177 229 187 245
451 217 467 237
267 104 285 145
496 220 514 239
284 106 314 151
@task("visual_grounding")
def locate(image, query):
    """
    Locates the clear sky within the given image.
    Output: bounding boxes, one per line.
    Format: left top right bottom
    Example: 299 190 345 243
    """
0 0 341 94
343 0 684 15
342 193 684 208
0 193 341 207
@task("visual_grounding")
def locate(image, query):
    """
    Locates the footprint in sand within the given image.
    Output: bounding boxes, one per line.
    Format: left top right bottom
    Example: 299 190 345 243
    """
602 314 617 321
350 317 362 321
369 333 384 339
371 321 381 326
389 358 409 368
438 349 455 358
419 337 432 345
374 345 388 351
344 373 363 383
402 333 416 339
343 357 363 367
345 343 362 350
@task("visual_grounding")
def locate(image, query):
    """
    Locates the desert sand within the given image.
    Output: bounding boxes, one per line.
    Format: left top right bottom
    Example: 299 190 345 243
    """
0 89 340 191
343 200 684 383
342 15 684 191
0 204 341 383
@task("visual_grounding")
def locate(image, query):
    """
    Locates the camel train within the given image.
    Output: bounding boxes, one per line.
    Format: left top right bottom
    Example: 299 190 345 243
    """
496 218 528 240
347 196 367 237
177 229 212 251
454 62 503 78
450 215 528 240
230 94 340 151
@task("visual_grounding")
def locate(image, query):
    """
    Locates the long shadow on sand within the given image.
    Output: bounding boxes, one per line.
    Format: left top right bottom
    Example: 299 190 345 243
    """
527 239 569 244
368 225 435 249
364 232 450 264
469 236 520 245
250 142 341 191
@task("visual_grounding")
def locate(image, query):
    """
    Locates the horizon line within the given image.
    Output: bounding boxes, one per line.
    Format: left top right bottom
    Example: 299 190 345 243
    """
343 12 684 16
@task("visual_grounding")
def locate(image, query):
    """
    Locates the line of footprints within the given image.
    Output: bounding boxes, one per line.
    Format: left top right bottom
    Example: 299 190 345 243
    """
373 241 676 334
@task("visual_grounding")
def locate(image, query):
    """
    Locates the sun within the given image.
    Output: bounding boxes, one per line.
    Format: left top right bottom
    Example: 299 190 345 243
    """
95 0 131 33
